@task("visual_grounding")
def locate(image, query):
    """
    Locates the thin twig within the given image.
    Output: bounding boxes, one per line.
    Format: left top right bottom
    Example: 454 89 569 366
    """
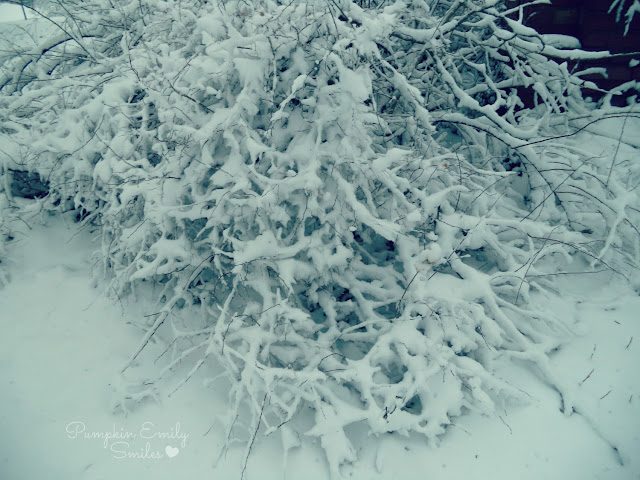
579 368 594 385
606 110 632 187
241 393 269 480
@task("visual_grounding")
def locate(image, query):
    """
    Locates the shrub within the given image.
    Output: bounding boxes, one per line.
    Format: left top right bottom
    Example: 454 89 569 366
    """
1 0 639 476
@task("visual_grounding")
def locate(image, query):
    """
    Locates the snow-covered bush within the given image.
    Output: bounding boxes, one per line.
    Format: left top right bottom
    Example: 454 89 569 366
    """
1 0 639 475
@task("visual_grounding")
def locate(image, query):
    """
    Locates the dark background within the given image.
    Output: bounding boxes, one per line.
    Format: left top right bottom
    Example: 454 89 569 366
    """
515 0 640 100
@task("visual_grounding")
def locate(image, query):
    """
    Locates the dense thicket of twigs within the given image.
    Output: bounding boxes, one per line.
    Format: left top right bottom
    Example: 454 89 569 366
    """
1 0 639 476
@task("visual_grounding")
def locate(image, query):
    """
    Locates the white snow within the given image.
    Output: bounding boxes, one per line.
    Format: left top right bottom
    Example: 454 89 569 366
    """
1 216 638 479
1 2 640 479
0 4 33 22
542 34 582 50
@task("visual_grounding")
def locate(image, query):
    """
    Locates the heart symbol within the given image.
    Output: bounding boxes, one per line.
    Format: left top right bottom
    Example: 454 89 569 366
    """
165 446 179 458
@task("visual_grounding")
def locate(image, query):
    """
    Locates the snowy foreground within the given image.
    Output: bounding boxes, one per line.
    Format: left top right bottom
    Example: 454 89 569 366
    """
0 217 638 479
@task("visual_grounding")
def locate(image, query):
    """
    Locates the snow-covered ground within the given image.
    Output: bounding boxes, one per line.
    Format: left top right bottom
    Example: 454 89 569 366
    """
0 3 33 22
1 215 638 480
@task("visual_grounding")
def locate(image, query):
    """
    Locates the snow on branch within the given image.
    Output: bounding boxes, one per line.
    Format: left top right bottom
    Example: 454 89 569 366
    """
610 0 640 35
1 0 639 477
